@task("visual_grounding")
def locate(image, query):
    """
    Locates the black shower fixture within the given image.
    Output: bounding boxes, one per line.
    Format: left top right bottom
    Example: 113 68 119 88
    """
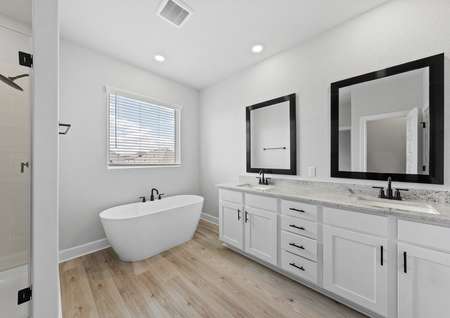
0 73 29 91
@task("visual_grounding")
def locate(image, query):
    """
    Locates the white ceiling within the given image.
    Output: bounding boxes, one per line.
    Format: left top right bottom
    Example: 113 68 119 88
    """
0 1 390 89
0 0 31 26
61 1 387 89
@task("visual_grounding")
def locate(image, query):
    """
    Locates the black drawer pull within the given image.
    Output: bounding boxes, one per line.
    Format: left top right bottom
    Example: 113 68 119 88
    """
289 262 305 271
403 251 407 273
380 245 384 266
237 209 241 221
289 208 305 213
289 224 305 231
289 243 305 250
244 211 249 223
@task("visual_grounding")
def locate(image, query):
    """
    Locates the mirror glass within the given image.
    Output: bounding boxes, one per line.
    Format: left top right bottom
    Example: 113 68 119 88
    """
251 101 290 169
338 67 430 174
246 94 296 175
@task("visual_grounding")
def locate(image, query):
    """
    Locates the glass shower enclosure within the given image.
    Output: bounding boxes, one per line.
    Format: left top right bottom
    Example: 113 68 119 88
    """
0 15 32 318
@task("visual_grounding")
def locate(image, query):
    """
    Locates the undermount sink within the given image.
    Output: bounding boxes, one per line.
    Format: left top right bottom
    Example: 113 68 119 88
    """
356 195 438 214
236 183 274 191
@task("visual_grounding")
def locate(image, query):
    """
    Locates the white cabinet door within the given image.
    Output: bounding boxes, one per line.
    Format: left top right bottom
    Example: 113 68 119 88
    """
323 225 387 316
398 243 450 318
219 201 244 250
244 207 277 265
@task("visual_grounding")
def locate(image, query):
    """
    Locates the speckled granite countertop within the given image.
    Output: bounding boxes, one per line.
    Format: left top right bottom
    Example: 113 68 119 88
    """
217 178 450 227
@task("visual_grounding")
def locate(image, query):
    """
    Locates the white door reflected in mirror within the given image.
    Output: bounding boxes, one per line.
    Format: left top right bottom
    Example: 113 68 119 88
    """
338 67 430 175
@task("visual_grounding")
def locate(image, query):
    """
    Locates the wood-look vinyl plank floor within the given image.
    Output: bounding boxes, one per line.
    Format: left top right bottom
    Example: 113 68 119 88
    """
60 220 367 318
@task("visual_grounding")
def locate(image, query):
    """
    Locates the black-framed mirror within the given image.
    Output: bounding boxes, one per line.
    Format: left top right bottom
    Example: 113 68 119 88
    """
246 94 297 175
331 54 444 184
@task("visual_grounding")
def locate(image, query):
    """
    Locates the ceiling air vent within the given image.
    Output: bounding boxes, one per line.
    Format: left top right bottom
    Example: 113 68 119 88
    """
157 0 192 28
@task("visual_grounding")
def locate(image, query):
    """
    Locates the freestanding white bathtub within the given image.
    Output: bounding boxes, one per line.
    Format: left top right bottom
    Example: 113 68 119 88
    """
99 195 204 262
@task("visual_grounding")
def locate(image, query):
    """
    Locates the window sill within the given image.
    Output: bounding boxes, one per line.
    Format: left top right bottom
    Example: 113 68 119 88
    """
107 164 182 170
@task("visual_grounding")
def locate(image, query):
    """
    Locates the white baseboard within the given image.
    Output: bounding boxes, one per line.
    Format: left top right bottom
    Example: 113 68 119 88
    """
201 212 219 225
59 238 110 263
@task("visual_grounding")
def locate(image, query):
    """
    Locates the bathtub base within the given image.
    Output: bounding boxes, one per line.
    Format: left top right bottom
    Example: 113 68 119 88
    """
100 196 204 263
117 233 195 262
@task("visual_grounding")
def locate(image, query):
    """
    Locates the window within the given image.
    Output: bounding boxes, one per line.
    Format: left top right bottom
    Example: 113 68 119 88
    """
107 90 180 167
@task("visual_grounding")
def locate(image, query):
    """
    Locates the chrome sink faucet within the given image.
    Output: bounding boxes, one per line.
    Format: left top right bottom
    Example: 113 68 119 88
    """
373 177 409 200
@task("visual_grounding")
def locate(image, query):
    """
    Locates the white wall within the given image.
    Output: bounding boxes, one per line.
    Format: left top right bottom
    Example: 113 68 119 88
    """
0 14 31 62
200 0 450 217
59 40 200 250
32 0 60 316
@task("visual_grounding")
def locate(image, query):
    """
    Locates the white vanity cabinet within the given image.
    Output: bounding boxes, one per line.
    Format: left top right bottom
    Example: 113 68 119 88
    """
219 200 244 249
397 243 450 318
244 206 277 265
280 199 319 284
219 190 278 265
323 225 388 316
323 207 388 317
218 186 450 318
398 221 450 318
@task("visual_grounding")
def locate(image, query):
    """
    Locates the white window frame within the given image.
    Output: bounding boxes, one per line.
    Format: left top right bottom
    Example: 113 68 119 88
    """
106 86 182 168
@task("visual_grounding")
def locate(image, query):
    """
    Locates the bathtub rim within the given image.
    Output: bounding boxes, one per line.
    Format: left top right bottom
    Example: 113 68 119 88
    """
99 194 204 221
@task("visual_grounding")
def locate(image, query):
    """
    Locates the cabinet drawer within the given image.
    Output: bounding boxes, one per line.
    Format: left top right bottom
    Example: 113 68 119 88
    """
323 207 387 237
281 230 317 261
281 215 317 239
281 200 318 221
220 189 243 204
281 250 317 284
245 193 277 212
398 220 450 253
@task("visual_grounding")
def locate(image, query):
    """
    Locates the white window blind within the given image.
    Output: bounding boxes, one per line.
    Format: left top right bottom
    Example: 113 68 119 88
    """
108 91 179 166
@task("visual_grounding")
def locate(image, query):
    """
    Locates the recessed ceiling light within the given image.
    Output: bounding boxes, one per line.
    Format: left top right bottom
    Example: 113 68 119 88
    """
251 44 264 54
154 54 166 62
